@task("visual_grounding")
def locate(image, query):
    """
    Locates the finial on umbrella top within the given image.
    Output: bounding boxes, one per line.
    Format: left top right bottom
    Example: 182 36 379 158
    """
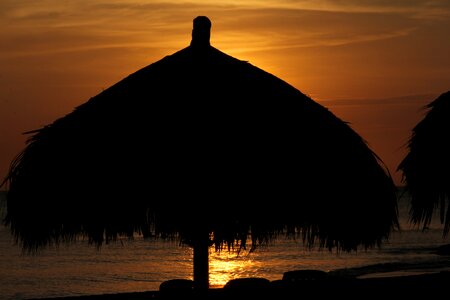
191 16 211 47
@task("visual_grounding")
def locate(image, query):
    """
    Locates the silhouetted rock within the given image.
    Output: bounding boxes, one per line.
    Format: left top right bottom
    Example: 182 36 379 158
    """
436 244 450 255
282 269 328 282
159 279 194 291
223 277 271 290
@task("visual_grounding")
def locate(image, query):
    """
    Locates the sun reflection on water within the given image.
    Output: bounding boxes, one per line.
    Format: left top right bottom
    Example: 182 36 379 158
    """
209 249 259 288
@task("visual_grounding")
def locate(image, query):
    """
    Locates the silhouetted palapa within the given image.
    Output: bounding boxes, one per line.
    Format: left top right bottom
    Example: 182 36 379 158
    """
2 17 398 289
398 91 450 235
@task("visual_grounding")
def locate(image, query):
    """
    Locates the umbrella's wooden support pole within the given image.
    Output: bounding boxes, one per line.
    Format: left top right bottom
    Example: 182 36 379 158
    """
193 233 209 290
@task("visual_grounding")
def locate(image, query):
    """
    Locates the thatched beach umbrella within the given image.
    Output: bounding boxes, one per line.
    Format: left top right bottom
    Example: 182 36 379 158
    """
2 17 398 289
398 91 450 234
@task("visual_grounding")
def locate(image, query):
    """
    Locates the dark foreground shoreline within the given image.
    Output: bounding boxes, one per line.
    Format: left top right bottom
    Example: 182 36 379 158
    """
27 271 450 300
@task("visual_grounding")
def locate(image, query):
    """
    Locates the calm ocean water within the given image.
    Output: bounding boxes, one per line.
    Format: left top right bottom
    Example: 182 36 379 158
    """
1 191 449 300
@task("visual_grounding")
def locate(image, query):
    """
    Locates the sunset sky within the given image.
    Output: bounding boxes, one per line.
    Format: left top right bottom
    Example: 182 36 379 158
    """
1 0 449 186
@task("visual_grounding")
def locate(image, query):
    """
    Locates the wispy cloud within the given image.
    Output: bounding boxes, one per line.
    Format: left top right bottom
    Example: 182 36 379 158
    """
213 0 450 18
205 6 422 57
2 0 448 63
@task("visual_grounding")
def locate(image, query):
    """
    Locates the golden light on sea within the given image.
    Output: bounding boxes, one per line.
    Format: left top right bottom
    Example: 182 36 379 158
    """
208 249 259 288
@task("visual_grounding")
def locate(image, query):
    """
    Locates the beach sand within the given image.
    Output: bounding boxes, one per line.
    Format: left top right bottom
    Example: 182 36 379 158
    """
26 271 450 300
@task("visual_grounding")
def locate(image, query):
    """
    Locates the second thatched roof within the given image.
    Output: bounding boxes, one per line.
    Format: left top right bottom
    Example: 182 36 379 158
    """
398 91 450 234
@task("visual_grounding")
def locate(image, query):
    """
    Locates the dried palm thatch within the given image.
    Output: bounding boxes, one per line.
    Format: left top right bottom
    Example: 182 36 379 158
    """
2 17 398 289
398 91 450 234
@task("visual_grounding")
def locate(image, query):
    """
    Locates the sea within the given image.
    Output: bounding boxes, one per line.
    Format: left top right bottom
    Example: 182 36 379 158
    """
1 190 449 300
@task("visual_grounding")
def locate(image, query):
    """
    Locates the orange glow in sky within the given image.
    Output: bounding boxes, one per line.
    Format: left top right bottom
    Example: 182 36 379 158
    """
1 0 450 185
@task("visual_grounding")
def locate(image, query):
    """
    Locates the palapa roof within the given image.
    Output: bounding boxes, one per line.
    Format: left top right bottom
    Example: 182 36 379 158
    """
2 17 398 253
398 91 450 234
